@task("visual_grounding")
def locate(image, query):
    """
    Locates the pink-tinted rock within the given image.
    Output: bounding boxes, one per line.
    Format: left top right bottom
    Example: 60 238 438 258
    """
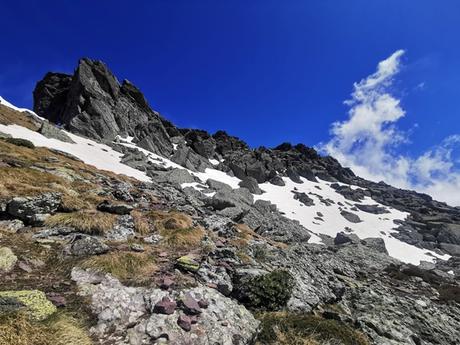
181 294 202 315
207 282 218 289
198 299 209 309
215 240 225 248
47 293 67 307
159 276 174 290
153 296 177 314
177 314 192 331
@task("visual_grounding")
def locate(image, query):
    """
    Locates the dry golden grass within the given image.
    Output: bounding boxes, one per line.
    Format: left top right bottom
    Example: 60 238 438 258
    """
47 314 93 345
0 104 40 131
146 211 205 250
256 312 370 345
149 211 194 230
0 313 52 345
44 211 116 235
131 210 151 235
161 226 205 249
0 167 63 199
0 312 93 345
81 251 156 283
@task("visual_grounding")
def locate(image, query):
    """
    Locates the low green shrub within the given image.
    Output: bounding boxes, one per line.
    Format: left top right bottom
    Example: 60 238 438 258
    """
235 269 294 311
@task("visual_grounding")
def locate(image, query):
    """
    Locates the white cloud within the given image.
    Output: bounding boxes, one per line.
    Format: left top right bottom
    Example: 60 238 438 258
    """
318 50 460 206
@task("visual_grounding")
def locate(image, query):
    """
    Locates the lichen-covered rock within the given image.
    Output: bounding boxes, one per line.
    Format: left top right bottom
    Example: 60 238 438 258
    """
176 255 200 272
71 268 259 345
67 236 109 256
0 219 24 233
0 247 17 272
6 192 61 225
0 290 57 321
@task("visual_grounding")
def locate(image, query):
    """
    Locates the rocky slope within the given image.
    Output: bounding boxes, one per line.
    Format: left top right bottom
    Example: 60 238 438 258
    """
0 59 458 345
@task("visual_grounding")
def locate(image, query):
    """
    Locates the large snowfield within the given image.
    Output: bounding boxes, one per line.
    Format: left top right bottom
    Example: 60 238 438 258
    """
0 97 450 265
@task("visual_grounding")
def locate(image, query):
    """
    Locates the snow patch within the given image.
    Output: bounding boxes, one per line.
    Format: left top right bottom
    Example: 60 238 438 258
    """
255 177 450 265
0 124 150 182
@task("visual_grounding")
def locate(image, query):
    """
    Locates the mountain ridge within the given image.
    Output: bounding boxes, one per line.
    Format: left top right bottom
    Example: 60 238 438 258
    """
33 58 460 257
0 58 459 345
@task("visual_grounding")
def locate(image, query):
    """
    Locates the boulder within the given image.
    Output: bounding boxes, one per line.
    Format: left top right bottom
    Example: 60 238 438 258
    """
286 168 303 184
334 232 360 245
207 188 253 211
6 193 61 225
340 210 362 223
206 178 232 191
68 236 109 256
269 175 285 186
293 192 314 206
354 203 389 214
39 121 75 143
361 237 388 255
239 176 262 194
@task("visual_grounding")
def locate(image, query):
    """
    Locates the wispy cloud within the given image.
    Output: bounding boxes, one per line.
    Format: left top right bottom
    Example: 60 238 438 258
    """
318 50 460 206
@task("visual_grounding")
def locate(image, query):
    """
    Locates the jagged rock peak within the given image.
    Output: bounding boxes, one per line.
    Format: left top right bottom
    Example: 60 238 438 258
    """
33 58 173 156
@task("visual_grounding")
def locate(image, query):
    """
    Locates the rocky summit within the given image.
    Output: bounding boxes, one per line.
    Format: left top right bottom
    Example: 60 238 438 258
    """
0 58 459 345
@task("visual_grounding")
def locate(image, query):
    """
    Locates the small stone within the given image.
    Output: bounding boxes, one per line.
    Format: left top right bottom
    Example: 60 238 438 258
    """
177 314 192 331
159 277 174 290
198 299 209 309
153 296 176 315
130 243 145 252
47 293 67 307
97 200 133 215
18 261 33 273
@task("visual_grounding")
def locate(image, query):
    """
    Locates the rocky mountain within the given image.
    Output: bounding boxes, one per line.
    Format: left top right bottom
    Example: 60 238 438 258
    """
0 58 459 345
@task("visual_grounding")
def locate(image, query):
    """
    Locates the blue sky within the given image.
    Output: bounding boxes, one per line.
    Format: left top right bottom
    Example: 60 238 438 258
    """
1 0 460 204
